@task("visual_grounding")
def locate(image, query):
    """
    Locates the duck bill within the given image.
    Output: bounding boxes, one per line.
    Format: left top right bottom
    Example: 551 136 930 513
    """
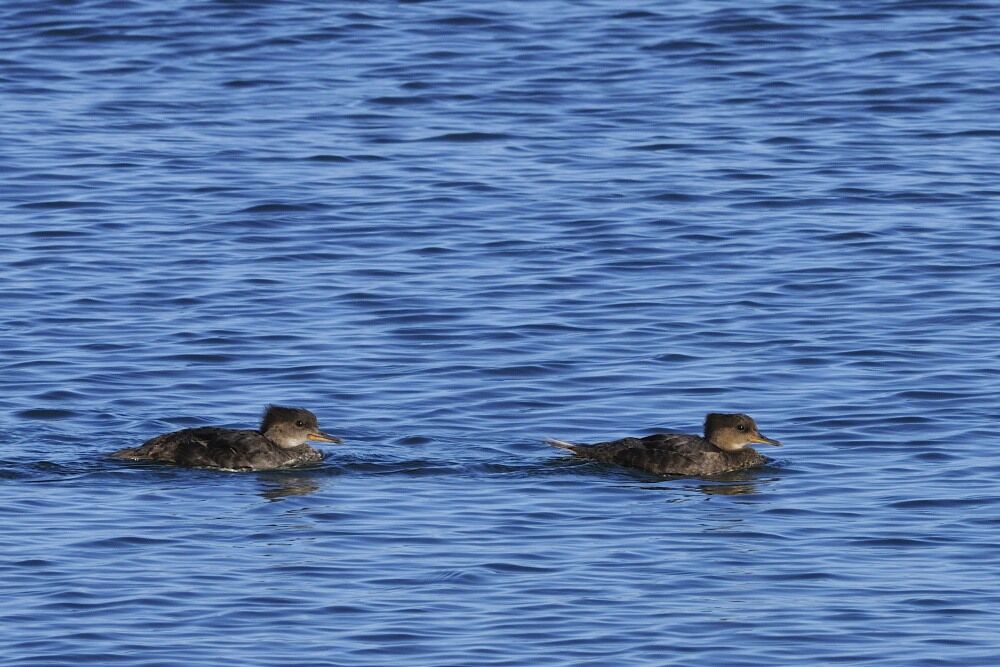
308 431 343 444
751 433 782 447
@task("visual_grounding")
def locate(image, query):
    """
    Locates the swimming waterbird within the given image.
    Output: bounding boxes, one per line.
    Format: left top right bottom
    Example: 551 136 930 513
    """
113 405 341 471
546 413 780 476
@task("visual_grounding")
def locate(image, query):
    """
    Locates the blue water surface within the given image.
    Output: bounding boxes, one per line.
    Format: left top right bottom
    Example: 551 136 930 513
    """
3 1 1000 665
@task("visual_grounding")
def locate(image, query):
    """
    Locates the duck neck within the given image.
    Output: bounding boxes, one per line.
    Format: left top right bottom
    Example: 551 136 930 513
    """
263 429 306 449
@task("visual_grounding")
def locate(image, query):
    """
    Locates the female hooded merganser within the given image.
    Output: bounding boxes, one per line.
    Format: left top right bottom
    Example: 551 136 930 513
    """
113 405 342 471
546 413 781 476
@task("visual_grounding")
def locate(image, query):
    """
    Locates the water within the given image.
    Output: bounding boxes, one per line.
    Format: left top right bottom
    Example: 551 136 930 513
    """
3 1 1000 664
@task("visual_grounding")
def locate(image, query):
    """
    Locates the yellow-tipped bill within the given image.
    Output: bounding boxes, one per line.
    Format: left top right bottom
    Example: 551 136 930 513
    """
752 433 782 447
308 432 343 444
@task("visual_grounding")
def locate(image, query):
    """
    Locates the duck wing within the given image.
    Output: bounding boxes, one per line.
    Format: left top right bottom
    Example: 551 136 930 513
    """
570 433 718 475
113 427 252 466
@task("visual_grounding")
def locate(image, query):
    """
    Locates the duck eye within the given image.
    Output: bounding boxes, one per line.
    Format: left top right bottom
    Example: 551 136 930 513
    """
295 420 305 427
737 423 747 432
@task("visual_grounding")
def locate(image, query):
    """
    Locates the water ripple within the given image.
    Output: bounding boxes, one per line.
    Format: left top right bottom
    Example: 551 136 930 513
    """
3 0 1000 665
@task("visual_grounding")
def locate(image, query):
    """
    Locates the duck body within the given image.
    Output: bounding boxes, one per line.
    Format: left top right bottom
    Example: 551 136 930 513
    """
550 433 765 476
114 427 324 470
547 413 780 477
113 406 340 471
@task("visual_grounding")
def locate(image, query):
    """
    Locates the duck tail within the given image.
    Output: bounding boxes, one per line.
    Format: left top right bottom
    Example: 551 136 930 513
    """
110 446 144 460
545 437 579 452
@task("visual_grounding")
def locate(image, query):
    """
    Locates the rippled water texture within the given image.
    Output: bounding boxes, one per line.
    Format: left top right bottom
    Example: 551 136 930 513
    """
3 1 1000 665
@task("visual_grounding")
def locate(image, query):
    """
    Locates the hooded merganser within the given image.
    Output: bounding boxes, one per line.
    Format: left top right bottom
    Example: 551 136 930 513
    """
113 405 342 471
546 413 781 476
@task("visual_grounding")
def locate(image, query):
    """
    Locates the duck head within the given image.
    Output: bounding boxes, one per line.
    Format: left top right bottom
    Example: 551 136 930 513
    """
260 405 342 448
704 413 781 452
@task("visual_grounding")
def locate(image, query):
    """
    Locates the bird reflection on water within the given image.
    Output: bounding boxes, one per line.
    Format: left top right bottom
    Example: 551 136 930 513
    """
258 474 322 500
698 483 759 496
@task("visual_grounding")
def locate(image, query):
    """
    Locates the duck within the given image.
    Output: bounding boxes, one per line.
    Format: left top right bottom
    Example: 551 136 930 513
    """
546 413 780 476
112 405 342 471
